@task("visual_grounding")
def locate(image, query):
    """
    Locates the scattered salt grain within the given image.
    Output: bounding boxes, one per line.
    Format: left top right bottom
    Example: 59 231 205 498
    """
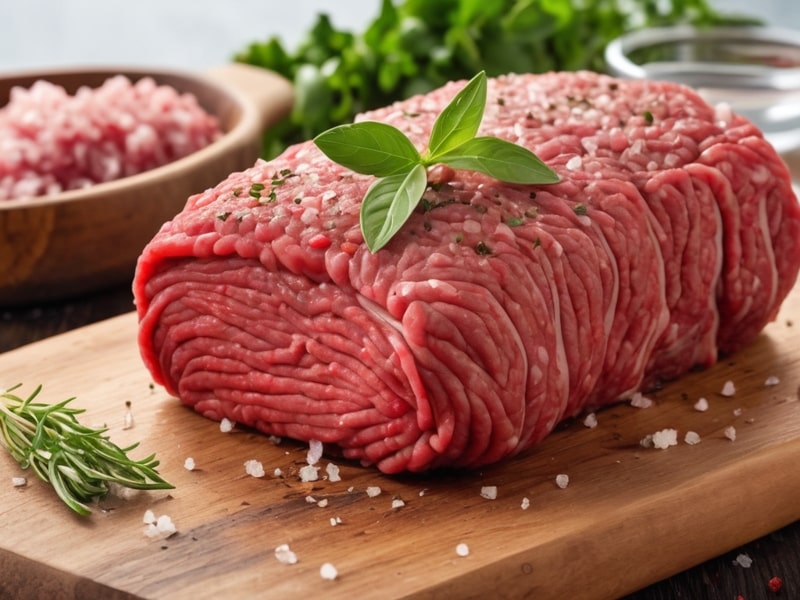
306 439 323 465
143 513 176 538
419 489 427 497
684 431 702 445
630 392 654 409
268 435 282 445
693 397 709 412
305 495 316 504
320 562 338 580
455 543 470 557
765 375 780 386
521 497 530 510
244 459 265 478
651 428 679 449
11 477 26 487
583 412 598 428
108 481 140 501
480 485 498 500
555 474 570 489
724 426 737 441
366 486 382 498
733 408 743 417
219 418 235 433
391 498 405 509
273 467 283 478
325 462 341 482
183 457 196 471
734 553 753 568
275 544 298 565
720 380 736 397
330 516 342 527
317 498 329 508
123 401 134 430
299 465 319 482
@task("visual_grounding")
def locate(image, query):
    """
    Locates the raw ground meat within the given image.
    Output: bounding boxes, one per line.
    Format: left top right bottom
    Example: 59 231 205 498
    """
133 71 800 473
0 75 221 200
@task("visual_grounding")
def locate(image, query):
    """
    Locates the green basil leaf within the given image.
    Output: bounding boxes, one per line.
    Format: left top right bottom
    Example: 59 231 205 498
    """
425 70 487 161
436 137 560 184
360 163 428 252
314 121 421 177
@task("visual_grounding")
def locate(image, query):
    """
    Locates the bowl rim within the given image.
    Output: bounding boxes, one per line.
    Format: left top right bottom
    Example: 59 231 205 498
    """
0 65 261 210
605 25 800 90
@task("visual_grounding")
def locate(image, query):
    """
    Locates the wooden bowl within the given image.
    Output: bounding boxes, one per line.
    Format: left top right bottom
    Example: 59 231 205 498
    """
0 63 293 306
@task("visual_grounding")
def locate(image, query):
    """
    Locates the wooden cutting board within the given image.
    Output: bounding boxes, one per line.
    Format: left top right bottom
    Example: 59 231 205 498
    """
1 280 799 600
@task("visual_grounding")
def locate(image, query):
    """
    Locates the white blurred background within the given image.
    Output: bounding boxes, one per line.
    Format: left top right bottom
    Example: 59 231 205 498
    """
0 0 797 73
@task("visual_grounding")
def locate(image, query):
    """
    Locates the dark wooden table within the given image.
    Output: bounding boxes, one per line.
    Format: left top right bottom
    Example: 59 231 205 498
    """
1 284 797 599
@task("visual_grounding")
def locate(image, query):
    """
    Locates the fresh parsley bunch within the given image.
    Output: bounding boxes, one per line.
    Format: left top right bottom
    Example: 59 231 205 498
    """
314 71 559 251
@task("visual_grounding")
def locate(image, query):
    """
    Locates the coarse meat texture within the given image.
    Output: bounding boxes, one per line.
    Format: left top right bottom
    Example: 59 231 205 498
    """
134 71 800 473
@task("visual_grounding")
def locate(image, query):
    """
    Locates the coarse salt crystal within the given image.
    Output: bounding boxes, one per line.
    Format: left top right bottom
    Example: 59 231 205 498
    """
183 457 196 471
144 513 176 538
299 465 319 482
219 418 235 433
419 489 427 497
765 375 780 386
325 462 341 482
521 497 530 510
733 408 743 417
317 499 329 508
480 485 498 500
330 516 342 526
720 380 736 397
143 509 156 524
307 439 323 465
724 426 737 441
455 543 470 557
734 553 752 568
566 156 582 171
244 459 265 478
305 495 317 504
320 562 338 580
366 486 382 498
555 474 570 489
630 392 654 409
693 397 709 412
156 515 176 535
651 428 678 449
273 467 283 478
684 431 701 445
268 435 282 445
391 498 405 509
275 544 298 565
583 412 598 428
11 476 26 487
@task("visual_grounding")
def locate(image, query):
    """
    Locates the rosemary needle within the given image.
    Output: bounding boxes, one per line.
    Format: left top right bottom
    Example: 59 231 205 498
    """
1 384 174 516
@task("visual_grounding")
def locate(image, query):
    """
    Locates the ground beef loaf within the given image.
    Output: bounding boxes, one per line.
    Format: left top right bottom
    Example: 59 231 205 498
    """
133 71 800 473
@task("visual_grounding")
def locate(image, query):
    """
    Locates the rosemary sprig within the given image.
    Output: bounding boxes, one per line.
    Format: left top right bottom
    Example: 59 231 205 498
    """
1 384 174 516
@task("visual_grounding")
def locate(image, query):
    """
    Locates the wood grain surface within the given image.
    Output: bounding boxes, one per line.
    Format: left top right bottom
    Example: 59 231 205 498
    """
1 276 799 599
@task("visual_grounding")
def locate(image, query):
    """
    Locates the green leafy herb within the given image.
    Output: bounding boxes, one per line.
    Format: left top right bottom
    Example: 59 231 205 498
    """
314 71 558 252
235 0 759 157
1 384 174 516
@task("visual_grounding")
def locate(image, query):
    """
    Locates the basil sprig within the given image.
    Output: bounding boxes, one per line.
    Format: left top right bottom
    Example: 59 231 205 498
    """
314 71 559 252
